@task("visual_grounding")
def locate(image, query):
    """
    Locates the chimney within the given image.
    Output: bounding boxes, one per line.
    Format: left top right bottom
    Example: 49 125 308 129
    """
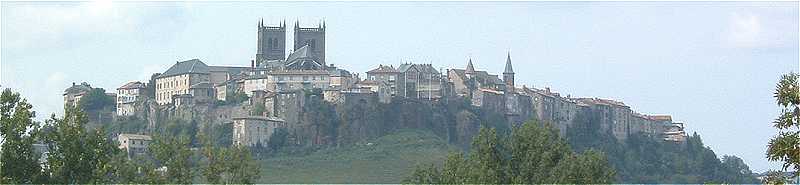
251 60 255 69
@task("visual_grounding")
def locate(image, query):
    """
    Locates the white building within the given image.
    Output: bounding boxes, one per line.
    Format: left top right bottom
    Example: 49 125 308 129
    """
116 81 146 116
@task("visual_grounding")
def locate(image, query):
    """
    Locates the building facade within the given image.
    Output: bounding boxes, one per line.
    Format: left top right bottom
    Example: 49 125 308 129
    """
233 116 286 147
117 134 152 159
256 20 286 64
116 81 146 116
63 82 93 108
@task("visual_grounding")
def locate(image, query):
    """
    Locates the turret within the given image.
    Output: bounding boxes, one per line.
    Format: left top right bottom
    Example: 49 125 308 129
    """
465 58 476 79
503 52 515 91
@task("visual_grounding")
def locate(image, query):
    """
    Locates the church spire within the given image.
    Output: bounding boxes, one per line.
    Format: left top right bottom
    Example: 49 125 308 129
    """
503 52 515 90
466 58 475 75
504 52 513 74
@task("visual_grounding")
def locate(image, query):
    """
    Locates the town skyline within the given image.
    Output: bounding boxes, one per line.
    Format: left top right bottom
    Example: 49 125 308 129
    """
2 1 798 173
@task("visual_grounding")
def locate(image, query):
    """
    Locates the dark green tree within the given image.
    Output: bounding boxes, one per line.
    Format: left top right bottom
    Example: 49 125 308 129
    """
0 89 43 183
41 106 120 183
149 135 194 184
226 146 261 184
78 88 115 111
268 127 289 151
406 119 615 184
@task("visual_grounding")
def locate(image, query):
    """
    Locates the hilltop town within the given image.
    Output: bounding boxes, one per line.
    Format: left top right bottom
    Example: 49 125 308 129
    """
62 20 688 155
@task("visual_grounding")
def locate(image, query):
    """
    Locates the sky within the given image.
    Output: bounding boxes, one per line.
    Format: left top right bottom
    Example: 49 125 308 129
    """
1 1 798 172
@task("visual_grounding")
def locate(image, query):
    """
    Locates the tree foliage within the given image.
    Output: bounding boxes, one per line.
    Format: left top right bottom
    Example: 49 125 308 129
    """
0 89 44 183
41 106 120 183
78 88 115 111
406 119 615 184
768 72 800 172
149 135 194 184
567 112 759 183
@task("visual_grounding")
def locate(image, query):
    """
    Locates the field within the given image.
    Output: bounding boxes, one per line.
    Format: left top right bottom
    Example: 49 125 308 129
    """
258 130 457 183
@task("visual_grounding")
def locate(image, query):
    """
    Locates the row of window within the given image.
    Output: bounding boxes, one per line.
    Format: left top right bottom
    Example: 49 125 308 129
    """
157 78 190 89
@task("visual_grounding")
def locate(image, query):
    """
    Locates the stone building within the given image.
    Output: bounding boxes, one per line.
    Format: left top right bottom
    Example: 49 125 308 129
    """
294 21 326 66
366 65 400 96
398 63 445 100
155 59 246 105
63 82 93 108
117 133 152 159
232 116 286 147
576 98 633 141
116 81 146 116
327 64 356 90
448 58 507 97
255 20 286 64
663 122 687 142
268 70 330 92
366 63 445 99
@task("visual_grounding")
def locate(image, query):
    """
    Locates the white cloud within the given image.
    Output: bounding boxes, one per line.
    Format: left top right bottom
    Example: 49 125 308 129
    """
2 2 187 52
724 10 798 49
726 12 761 48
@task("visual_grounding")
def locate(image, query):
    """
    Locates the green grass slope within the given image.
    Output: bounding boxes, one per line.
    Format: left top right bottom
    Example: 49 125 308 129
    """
258 130 457 183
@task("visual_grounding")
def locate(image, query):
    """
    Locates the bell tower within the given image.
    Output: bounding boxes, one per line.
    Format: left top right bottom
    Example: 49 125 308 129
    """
293 20 326 66
256 19 286 65
503 52 515 90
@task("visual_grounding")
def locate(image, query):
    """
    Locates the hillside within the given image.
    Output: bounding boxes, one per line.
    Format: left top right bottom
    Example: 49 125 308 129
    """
258 130 458 183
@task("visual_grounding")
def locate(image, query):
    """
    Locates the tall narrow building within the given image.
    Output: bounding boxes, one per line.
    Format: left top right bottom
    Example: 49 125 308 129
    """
256 19 286 65
293 21 326 66
503 52 515 89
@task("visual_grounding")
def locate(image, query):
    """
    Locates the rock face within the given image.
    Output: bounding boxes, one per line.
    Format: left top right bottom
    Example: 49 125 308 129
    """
136 90 510 149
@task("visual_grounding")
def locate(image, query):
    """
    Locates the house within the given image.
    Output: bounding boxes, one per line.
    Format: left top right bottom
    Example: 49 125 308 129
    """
63 82 93 108
232 116 286 147
118 134 152 159
116 81 146 116
155 59 247 105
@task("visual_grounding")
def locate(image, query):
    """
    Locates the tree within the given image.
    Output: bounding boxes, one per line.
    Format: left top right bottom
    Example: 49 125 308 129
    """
268 127 289 151
78 88 115 111
0 89 43 183
406 119 615 184
149 135 194 184
41 106 120 183
226 146 261 184
768 73 800 172
200 134 228 184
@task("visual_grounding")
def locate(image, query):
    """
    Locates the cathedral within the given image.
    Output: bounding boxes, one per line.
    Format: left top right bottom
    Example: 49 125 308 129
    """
254 19 326 70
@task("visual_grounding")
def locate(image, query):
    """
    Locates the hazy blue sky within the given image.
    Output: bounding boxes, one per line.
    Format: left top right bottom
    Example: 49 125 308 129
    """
2 1 798 172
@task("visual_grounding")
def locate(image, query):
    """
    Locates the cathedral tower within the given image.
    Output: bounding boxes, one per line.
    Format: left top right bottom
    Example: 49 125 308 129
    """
503 52 515 89
256 19 286 64
293 20 326 66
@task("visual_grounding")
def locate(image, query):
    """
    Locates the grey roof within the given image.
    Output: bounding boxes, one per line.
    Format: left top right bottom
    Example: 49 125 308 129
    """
257 60 287 69
285 45 322 70
210 66 250 76
398 63 439 74
160 59 210 78
504 53 514 74
118 81 145 90
452 69 504 86
398 64 416 73
367 65 398 73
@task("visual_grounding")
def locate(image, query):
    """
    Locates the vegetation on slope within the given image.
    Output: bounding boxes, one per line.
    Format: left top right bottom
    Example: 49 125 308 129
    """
258 129 456 183
567 110 760 183
406 119 616 184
